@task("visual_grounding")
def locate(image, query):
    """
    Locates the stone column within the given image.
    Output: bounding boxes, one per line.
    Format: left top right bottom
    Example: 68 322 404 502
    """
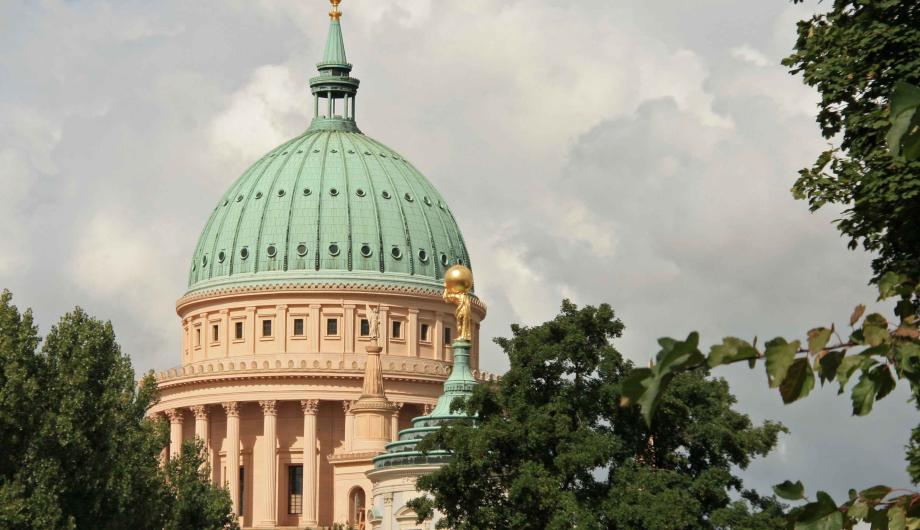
258 400 278 527
390 402 403 441
383 493 394 530
309 304 322 349
343 401 354 451
222 402 241 515
166 408 184 458
220 309 229 356
190 405 210 473
301 399 320 526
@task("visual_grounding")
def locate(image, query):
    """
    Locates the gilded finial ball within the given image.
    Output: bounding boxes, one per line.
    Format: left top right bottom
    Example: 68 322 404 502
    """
444 264 473 293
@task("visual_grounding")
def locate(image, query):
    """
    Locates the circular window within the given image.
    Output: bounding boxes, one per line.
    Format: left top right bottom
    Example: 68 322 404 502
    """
329 188 339 197
313 149 320 153
418 249 429 262
277 189 286 197
440 253 448 266
438 201 445 210
202 255 208 266
355 188 366 197
222 199 229 206
266 245 277 258
391 247 403 259
303 187 312 196
360 244 373 257
330 149 338 153
218 251 226 263
240 247 249 260
297 149 303 154
364 151 372 156
296 244 308 257
424 196 432 206
236 194 244 202
282 151 288 155
329 244 340 256
404 193 414 202
192 263 196 272
381 190 391 199
255 191 263 199
347 149 355 154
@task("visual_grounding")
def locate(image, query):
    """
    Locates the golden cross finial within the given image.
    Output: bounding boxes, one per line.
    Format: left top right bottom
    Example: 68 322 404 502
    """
329 0 342 20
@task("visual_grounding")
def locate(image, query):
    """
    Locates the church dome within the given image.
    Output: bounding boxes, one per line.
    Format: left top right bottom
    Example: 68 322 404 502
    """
185 15 470 296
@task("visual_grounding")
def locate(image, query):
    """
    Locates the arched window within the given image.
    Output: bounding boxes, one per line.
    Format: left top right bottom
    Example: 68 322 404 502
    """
348 487 366 527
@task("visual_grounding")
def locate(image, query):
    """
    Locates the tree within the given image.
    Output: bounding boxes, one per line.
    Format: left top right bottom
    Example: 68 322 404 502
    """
410 301 786 530
0 290 238 530
618 2 920 527
785 0 920 283
165 440 240 530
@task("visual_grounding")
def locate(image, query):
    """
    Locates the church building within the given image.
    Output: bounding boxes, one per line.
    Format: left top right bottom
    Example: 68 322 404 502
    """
149 1 493 528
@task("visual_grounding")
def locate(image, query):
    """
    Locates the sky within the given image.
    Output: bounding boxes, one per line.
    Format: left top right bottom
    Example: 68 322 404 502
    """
0 0 914 507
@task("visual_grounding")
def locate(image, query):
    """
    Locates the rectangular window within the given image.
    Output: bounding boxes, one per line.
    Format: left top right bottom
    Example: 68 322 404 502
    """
288 465 303 514
420 323 430 342
235 321 243 340
326 318 338 336
360 319 370 337
212 324 219 342
293 318 305 336
392 320 402 339
262 319 272 337
195 328 201 346
239 467 245 516
444 327 452 345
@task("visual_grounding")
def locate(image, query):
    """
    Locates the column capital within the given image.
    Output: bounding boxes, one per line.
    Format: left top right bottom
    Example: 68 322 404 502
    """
165 408 184 423
301 399 320 415
259 400 278 416
222 401 240 417
190 404 209 420
276 304 288 310
342 400 354 414
422 403 434 415
383 494 394 506
408 308 420 315
393 402 404 414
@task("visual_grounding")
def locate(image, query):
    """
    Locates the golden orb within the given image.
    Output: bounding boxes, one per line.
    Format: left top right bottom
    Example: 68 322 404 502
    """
443 264 473 293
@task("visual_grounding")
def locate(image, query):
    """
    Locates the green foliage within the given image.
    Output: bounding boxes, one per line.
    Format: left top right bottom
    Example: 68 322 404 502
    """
888 82 920 161
411 301 785 529
0 289 237 530
164 440 239 530
785 0 920 283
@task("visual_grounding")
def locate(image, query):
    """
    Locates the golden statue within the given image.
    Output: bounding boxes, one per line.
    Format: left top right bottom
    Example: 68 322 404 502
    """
329 0 342 20
442 264 473 341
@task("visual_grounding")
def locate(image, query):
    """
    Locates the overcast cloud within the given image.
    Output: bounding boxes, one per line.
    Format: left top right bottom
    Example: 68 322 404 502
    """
1 0 913 504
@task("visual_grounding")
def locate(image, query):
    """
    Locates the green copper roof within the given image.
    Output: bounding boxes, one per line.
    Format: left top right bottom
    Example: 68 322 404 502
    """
373 339 477 469
320 20 348 68
186 10 470 295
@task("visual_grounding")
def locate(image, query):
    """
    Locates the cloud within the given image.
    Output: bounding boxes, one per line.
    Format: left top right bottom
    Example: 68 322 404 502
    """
0 0 911 503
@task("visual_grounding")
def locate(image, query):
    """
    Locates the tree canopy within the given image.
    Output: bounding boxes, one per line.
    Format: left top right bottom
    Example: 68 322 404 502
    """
410 301 786 530
0 290 238 530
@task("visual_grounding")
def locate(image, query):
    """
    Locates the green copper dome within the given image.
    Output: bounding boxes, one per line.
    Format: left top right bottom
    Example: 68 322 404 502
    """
186 14 470 295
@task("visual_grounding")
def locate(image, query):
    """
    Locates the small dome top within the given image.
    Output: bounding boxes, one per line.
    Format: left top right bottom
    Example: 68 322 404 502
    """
186 4 471 296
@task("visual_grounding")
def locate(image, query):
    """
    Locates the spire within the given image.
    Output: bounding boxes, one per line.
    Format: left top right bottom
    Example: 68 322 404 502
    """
321 0 348 68
309 0 360 132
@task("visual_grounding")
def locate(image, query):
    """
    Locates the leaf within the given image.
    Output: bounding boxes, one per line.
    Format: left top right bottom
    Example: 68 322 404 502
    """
793 491 844 530
708 337 758 368
863 313 890 347
890 505 907 530
851 371 878 416
780 358 816 404
870 365 896 402
851 305 867 327
623 333 706 426
879 272 906 300
808 327 834 355
765 338 800 388
859 485 893 501
888 82 920 161
774 480 806 500
818 350 845 384
848 499 869 521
